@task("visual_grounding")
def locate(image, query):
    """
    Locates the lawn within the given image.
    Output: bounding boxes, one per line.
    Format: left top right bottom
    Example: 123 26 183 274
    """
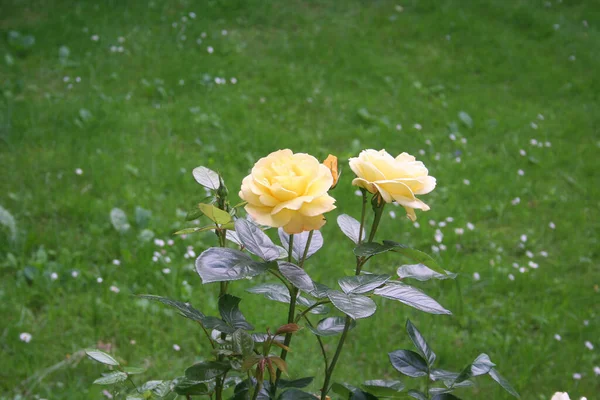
1 0 599 399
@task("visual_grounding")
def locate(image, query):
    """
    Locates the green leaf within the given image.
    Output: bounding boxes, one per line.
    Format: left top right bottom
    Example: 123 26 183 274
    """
198 203 232 225
122 366 145 375
432 394 462 400
93 371 128 385
137 295 205 323
362 380 404 397
173 377 211 395
278 261 316 292
407 390 427 400
327 290 377 319
374 283 451 315
247 283 291 303
338 274 390 294
277 377 314 389
110 208 130 233
406 319 436 366
388 350 428 377
458 111 473 128
297 296 330 314
454 353 495 384
278 389 318 399
278 229 323 261
235 218 284 261
186 206 205 221
488 368 520 398
397 264 456 281
173 226 215 235
219 294 254 330
307 317 356 337
0 205 17 241
185 361 230 382
430 369 459 381
85 349 120 366
196 248 270 283
134 206 151 228
241 354 263 372
337 214 365 244
331 382 359 397
232 329 254 357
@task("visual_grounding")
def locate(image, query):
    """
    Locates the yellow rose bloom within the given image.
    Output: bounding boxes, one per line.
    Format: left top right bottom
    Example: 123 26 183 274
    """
239 149 336 234
349 149 436 221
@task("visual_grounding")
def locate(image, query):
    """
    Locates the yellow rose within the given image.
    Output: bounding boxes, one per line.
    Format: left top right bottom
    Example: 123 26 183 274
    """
349 149 436 221
239 149 336 234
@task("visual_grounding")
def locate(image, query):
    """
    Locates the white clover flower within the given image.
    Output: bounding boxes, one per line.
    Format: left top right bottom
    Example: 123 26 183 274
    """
413 123 422 130
207 46 214 54
75 168 83 175
388 210 396 219
112 259 121 266
585 341 594 350
396 124 402 131
173 344 181 351
455 228 464 235
162 268 171 274
20 332 32 343
97 277 103 283
508 274 515 281
549 221 556 229
526 250 533 258
572 373 581 380
110 285 120 293
71 271 79 278
50 272 58 281
554 334 562 341
434 229 443 243
466 222 475 230
519 149 526 156
463 179 470 185
518 169 525 176
413 222 420 228
473 272 480 281
511 197 521 205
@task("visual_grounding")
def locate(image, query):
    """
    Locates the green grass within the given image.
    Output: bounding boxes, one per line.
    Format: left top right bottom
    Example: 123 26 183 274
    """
1 0 599 398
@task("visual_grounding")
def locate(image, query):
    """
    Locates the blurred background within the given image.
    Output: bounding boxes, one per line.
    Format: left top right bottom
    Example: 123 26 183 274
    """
1 0 598 399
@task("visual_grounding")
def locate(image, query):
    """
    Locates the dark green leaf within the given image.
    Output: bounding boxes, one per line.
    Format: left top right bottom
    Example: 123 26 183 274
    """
235 218 284 261
430 369 459 381
337 214 366 244
173 377 210 395
185 361 230 382
219 294 254 330
149 380 171 397
277 377 314 389
93 371 128 385
196 248 269 283
407 390 427 400
308 317 356 337
432 394 462 400
327 290 377 319
339 274 390 294
362 380 404 397
232 329 254 357
278 229 323 261
406 319 436 365
85 349 120 366
297 296 330 314
308 282 331 299
374 283 451 315
331 382 359 397
454 353 495 384
397 264 456 281
202 316 235 333
247 283 291 303
138 295 205 323
192 166 220 190
241 355 263 372
353 242 392 257
279 261 316 292
488 368 520 398
278 388 316 400
388 350 428 377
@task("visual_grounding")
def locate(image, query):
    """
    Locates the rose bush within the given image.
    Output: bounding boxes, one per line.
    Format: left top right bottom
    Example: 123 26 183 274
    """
84 148 520 400
239 149 336 234
349 149 436 221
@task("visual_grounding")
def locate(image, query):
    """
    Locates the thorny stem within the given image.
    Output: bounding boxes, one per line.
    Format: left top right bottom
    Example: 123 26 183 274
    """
251 379 263 400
